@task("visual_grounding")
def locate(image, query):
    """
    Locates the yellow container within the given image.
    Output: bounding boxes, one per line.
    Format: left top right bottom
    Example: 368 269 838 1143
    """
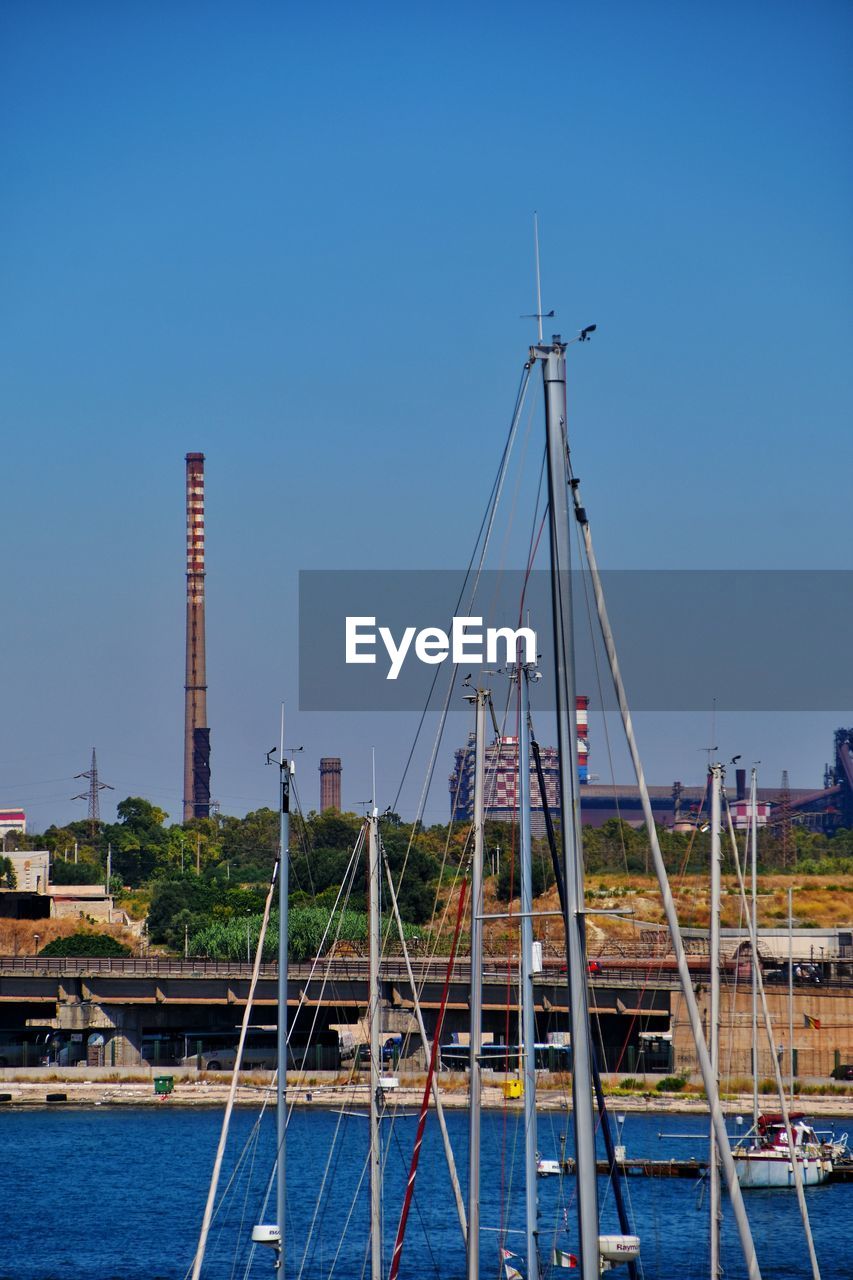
503 1079 523 1099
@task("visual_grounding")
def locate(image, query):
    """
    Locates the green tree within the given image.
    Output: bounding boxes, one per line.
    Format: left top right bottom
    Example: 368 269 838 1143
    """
50 859 103 886
219 807 279 879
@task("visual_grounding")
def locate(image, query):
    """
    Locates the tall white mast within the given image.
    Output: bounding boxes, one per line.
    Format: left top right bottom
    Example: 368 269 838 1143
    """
466 688 488 1280
368 809 382 1280
518 663 540 1280
788 886 795 1103
750 768 759 1129
533 334 599 1276
709 763 723 1278
533 213 544 344
277 711 290 1274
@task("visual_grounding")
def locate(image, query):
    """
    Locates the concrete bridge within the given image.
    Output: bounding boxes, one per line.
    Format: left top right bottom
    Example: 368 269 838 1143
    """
0 954 672 1070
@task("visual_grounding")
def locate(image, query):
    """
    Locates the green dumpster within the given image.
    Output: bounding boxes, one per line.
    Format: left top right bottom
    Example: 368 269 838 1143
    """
154 1075 175 1096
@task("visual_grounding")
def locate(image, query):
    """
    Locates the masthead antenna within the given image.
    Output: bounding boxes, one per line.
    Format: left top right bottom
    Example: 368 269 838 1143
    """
520 213 556 335
534 211 543 342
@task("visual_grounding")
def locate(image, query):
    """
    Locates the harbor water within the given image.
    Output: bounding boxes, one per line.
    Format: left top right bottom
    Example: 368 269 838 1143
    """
0 1104 848 1279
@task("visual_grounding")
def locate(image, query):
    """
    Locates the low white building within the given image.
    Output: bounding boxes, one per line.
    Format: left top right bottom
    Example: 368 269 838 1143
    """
6 850 49 893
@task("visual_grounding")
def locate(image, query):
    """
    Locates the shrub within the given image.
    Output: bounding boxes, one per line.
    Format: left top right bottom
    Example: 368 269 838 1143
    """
39 932 131 958
656 1075 687 1093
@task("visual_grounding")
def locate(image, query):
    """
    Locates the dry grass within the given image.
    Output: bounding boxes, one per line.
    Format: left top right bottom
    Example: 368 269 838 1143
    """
0 917 141 956
429 872 853 954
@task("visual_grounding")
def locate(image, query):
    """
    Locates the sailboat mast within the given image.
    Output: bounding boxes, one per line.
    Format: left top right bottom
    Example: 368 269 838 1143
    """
709 763 723 1279
518 664 540 1280
368 810 382 1280
750 768 759 1128
535 336 599 1277
467 688 487 1280
277 719 291 1275
788 886 794 1103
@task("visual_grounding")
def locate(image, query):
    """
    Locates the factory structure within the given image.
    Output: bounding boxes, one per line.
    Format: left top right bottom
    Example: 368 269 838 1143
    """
449 698 589 830
0 809 26 840
183 452 211 821
449 711 853 834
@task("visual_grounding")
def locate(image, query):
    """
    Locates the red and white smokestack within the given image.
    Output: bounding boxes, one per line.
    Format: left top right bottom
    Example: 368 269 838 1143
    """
186 453 205 591
184 452 210 822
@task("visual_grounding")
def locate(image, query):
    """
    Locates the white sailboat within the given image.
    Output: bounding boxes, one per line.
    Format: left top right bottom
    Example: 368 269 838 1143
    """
733 1113 833 1189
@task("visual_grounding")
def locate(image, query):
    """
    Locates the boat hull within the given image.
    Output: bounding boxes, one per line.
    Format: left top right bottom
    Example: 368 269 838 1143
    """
734 1152 831 1188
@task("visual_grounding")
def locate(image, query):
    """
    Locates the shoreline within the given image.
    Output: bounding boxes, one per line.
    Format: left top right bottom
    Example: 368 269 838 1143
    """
1 1075 851 1116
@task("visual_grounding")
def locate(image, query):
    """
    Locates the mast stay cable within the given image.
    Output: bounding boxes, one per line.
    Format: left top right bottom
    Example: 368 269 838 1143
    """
568 472 762 1280
722 794 822 1280
190 859 280 1280
529 727 639 1280
387 875 469 1280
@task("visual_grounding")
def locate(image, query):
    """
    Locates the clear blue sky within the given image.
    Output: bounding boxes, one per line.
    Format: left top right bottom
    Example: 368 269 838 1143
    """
2 2 851 830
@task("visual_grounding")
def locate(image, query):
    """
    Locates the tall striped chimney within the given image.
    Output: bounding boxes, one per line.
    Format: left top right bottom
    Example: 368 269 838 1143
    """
184 452 210 821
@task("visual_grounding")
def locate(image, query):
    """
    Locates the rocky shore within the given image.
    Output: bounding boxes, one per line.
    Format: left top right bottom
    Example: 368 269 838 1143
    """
1 1072 851 1116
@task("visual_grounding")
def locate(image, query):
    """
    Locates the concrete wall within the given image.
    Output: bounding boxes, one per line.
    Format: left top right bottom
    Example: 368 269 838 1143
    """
671 985 853 1079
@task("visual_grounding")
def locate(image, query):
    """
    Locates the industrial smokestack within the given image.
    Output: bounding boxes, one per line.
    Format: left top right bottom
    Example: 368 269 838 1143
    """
736 768 746 802
319 758 342 811
184 452 211 821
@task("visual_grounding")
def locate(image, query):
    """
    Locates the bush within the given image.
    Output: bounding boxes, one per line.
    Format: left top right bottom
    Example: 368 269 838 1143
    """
656 1075 687 1093
617 1077 641 1092
39 932 131 957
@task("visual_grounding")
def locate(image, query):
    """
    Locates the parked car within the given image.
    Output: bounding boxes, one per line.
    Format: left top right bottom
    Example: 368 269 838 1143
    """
831 1063 853 1081
559 960 602 975
764 961 821 986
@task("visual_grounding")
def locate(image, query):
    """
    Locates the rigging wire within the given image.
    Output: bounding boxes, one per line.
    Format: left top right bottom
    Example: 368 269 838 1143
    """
246 829 368 1280
387 876 469 1280
182 1107 271 1280
190 858 280 1280
722 790 822 1280
390 359 533 820
292 838 368 1280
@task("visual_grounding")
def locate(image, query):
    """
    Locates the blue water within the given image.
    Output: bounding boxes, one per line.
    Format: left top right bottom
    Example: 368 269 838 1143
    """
0 1104 848 1279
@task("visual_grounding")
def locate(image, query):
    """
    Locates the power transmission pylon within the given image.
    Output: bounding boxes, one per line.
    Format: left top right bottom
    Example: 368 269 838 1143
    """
72 748 114 842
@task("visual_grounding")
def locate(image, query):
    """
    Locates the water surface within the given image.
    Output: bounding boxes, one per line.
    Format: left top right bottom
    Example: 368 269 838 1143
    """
0 1103 846 1279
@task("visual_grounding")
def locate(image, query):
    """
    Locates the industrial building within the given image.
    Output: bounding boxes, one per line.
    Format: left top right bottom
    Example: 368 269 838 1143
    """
449 698 588 826
0 809 26 840
449 726 850 832
0 850 117 923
